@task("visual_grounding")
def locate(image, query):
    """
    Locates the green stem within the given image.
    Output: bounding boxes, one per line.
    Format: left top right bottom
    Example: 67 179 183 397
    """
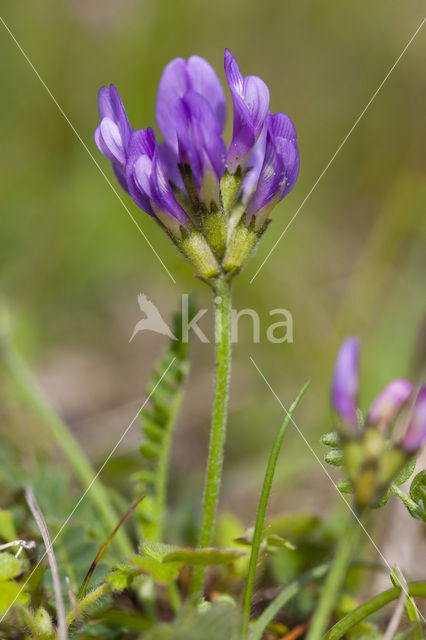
305 508 363 640
0 337 132 558
241 380 311 638
65 582 111 628
323 582 426 640
191 275 232 595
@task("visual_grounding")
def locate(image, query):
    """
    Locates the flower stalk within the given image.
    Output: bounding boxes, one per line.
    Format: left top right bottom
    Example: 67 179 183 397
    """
190 275 232 595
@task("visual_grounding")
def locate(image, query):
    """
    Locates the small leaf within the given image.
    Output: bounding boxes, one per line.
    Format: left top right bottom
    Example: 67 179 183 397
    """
0 511 17 543
395 458 416 485
325 449 344 466
0 553 24 581
320 431 340 448
410 471 426 510
372 487 391 508
0 580 29 613
131 556 181 584
264 535 296 551
106 566 135 591
140 542 180 562
338 480 353 494
163 547 245 566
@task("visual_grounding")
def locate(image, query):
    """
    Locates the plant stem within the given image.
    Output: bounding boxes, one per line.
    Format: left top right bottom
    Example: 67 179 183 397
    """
191 275 232 595
305 507 363 640
241 380 311 638
323 582 426 640
65 582 112 628
0 337 133 558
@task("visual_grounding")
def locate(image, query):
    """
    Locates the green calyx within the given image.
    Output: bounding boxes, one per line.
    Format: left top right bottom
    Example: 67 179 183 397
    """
342 427 409 508
170 166 272 280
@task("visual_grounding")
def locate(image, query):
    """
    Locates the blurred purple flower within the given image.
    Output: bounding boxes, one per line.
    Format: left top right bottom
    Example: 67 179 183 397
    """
367 379 413 429
94 84 132 192
224 49 270 173
400 386 426 453
331 337 360 430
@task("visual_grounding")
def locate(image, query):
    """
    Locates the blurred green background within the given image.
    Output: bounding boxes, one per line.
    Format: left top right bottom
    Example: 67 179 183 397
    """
0 0 425 519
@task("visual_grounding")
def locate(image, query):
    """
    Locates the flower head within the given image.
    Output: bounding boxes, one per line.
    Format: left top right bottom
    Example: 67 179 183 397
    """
328 337 426 508
94 51 299 279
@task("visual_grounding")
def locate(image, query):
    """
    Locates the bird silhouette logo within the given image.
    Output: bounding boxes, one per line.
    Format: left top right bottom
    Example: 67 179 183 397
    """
129 294 177 342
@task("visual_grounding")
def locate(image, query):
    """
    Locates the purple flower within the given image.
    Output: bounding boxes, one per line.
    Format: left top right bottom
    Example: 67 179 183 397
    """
400 386 426 453
245 113 299 226
156 55 226 152
94 84 132 191
170 91 227 204
94 51 299 262
126 128 191 235
225 49 270 173
367 379 413 429
331 337 360 430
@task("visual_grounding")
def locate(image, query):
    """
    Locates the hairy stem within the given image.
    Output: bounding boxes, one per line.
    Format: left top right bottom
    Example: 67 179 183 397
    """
305 508 363 640
191 275 232 595
1 337 132 558
65 582 112 628
241 380 311 638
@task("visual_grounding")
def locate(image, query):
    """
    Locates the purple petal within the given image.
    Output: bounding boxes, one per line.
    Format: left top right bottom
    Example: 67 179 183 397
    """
95 118 126 166
331 337 360 429
367 379 413 429
245 113 299 218
151 151 191 227
171 91 226 196
126 128 190 229
225 49 270 172
97 84 131 150
156 55 226 150
241 124 267 203
400 386 426 453
126 129 157 216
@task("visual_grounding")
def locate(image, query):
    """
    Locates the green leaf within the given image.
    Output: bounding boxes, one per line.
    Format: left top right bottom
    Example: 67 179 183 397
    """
105 566 135 591
372 487 391 508
0 511 17 543
395 457 416 485
163 547 245 566
338 480 354 494
410 470 426 510
0 580 29 613
320 432 341 448
131 556 181 584
135 301 194 542
264 535 296 551
0 553 24 580
325 450 344 466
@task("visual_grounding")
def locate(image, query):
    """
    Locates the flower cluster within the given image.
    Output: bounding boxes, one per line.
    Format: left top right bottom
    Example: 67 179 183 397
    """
330 337 426 507
95 50 299 280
